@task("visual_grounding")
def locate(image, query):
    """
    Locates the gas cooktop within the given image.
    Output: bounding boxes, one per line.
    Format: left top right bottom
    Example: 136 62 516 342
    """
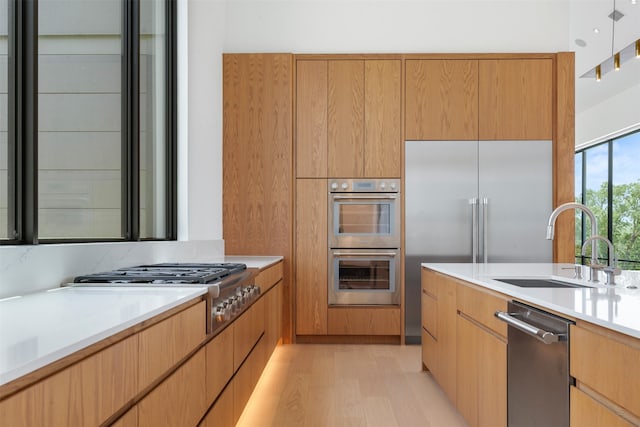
73 263 247 285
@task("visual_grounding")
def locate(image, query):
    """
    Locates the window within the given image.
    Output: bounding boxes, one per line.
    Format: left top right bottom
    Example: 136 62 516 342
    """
1 0 175 243
575 130 640 270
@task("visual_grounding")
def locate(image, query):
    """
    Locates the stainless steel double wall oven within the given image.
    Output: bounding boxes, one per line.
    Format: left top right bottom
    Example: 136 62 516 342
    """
328 178 401 305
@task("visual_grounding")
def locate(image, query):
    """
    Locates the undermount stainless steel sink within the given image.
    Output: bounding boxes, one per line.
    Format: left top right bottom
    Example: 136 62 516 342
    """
493 278 593 289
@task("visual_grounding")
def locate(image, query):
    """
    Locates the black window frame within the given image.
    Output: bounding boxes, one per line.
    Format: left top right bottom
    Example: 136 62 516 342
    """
4 0 177 244
575 128 640 270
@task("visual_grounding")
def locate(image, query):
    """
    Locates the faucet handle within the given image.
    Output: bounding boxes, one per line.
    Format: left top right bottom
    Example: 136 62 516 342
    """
602 266 621 286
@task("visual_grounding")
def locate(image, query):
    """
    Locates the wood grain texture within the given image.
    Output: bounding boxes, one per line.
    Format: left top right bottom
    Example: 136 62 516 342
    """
479 59 553 140
205 323 234 405
421 328 438 373
201 382 234 427
296 60 328 177
364 60 402 177
456 278 508 338
138 301 206 391
477 321 507 427
327 307 401 335
234 298 266 371
138 348 207 427
111 406 138 427
405 59 478 140
0 335 138 427
233 337 268 424
328 60 364 177
553 52 576 263
421 291 438 338
254 260 283 294
236 344 468 427
435 273 457 404
570 323 640 418
571 386 635 427
264 282 283 354
223 53 293 344
295 179 328 335
456 315 479 427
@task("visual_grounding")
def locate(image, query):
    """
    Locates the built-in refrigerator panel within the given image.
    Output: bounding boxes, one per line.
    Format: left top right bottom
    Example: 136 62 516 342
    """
478 140 553 263
404 140 553 343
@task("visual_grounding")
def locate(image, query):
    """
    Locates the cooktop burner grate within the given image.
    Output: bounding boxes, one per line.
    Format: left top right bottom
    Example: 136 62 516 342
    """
73 262 247 284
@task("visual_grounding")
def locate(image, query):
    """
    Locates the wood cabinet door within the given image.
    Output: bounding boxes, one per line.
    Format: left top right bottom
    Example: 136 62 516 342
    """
456 315 479 427
295 179 328 335
364 60 401 177
479 59 553 140
405 59 478 140
570 387 634 427
296 60 328 178
327 60 364 177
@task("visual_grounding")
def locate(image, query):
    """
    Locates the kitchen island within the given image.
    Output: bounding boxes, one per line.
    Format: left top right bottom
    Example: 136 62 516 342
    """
421 262 640 427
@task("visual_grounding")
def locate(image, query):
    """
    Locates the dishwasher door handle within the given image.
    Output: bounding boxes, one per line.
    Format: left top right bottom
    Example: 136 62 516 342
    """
494 311 565 344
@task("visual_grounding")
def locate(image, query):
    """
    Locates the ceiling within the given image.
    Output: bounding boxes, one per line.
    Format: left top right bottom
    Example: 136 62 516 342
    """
570 0 640 113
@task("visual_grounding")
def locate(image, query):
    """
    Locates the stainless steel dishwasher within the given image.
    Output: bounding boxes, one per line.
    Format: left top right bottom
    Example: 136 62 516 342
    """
495 301 574 427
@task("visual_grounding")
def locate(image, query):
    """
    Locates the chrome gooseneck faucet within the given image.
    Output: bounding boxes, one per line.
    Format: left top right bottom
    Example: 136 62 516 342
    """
547 202 601 282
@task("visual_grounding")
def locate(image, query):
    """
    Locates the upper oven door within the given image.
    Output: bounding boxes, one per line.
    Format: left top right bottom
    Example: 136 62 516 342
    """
328 184 400 248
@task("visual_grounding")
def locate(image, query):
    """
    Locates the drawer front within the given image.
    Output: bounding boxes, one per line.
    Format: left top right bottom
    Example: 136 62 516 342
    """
571 324 640 418
255 261 283 293
570 386 634 427
206 324 234 403
421 267 438 297
234 298 266 371
457 282 507 338
327 306 401 335
138 348 207 427
421 291 438 338
139 301 207 390
421 328 438 374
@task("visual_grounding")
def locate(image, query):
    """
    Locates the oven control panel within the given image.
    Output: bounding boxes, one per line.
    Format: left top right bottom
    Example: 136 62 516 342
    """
329 178 400 193
212 284 261 325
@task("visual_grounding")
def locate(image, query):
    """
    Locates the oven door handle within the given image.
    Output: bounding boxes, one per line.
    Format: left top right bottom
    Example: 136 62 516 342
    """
332 251 397 257
331 195 397 200
495 311 565 344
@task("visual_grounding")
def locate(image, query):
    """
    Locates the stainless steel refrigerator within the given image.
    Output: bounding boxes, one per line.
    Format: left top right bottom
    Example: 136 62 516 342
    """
404 140 553 343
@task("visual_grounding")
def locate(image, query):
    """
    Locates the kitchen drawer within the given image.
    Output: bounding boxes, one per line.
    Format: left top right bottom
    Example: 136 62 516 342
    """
138 347 207 427
421 290 438 337
570 386 634 427
138 300 207 391
206 323 234 404
457 282 507 338
234 298 265 371
571 324 640 419
200 382 234 427
255 261 283 293
421 328 438 374
421 267 438 297
327 306 401 335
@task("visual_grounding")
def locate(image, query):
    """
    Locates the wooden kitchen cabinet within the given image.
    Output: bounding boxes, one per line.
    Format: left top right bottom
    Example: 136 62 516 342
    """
0 334 138 427
456 283 507 427
420 268 457 403
223 53 293 344
295 179 328 335
406 59 479 140
479 59 553 140
138 300 206 391
571 323 640 421
405 57 553 141
233 297 265 371
200 382 234 427
296 58 401 178
327 306 401 335
137 348 207 427
570 386 634 427
264 281 283 355
205 324 234 405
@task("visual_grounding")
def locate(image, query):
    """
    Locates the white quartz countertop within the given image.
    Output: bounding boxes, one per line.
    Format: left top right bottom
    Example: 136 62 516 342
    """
422 263 640 340
219 255 283 270
0 286 207 388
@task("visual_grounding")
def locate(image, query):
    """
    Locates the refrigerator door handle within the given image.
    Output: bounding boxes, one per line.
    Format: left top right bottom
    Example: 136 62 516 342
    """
470 197 478 262
482 197 489 263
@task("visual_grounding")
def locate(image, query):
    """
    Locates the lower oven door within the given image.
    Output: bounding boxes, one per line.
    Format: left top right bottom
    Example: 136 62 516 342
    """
328 249 400 305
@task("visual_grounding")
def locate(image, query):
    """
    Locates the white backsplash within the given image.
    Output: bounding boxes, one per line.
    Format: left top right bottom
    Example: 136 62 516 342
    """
0 240 224 299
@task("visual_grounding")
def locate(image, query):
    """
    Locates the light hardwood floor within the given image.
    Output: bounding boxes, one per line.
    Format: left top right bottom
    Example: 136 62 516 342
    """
236 344 468 427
